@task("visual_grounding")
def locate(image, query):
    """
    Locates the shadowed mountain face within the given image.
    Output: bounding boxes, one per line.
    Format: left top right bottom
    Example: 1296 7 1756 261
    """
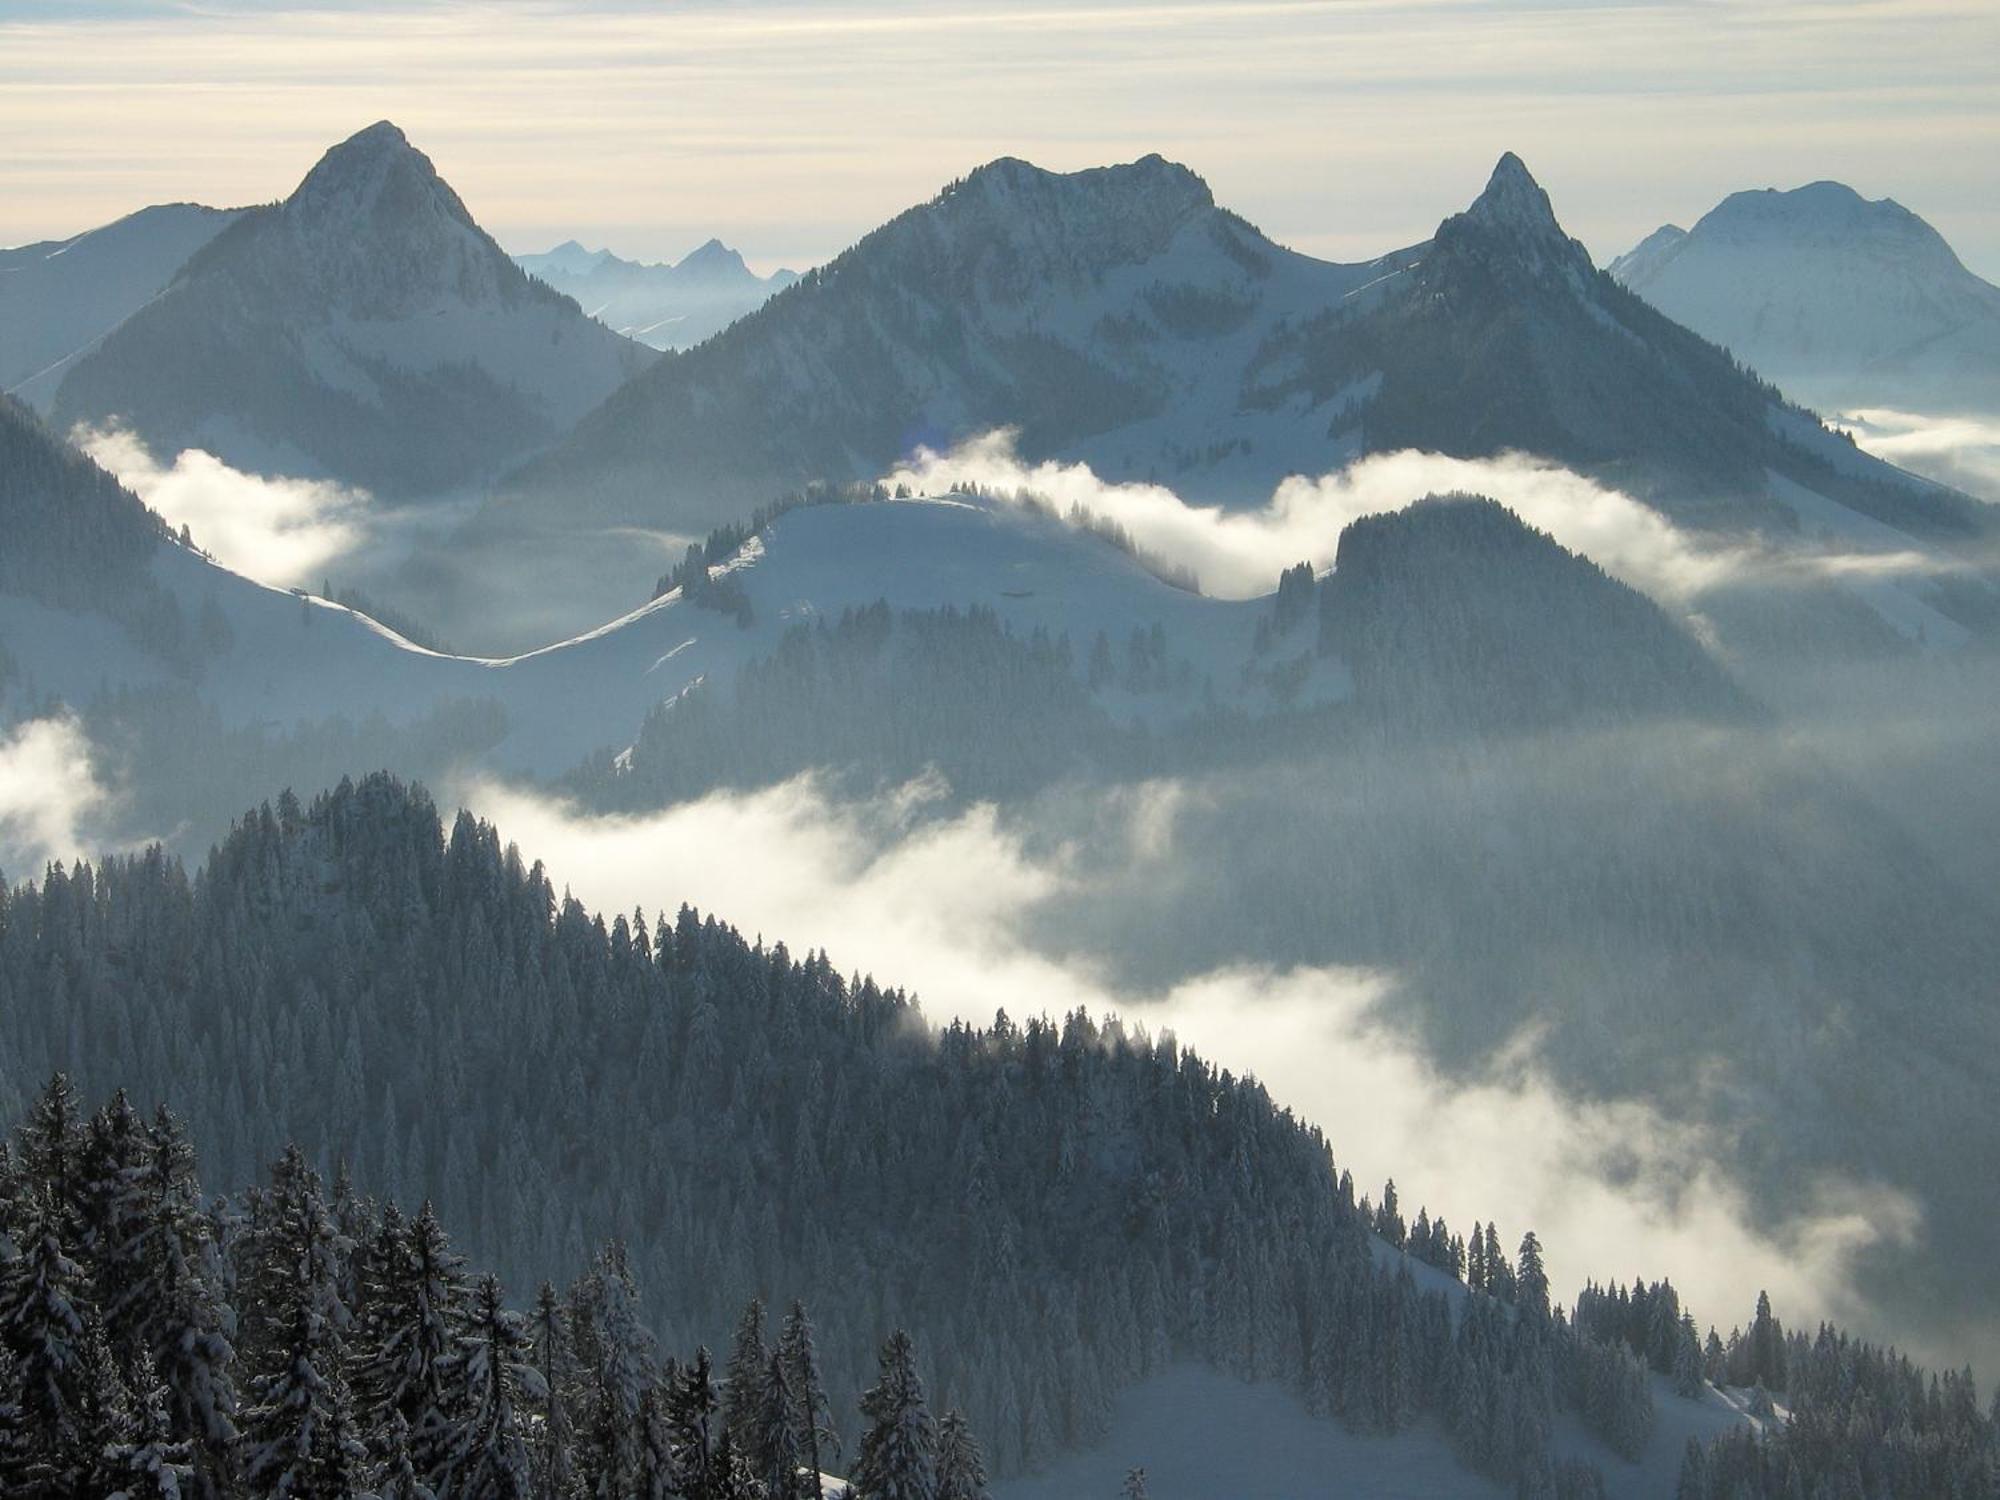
494 152 1987 556
51 121 655 498
515 235 799 349
1610 181 2000 416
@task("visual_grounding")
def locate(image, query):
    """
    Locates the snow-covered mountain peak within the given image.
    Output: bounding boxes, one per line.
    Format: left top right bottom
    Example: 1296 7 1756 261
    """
1691 181 1961 269
287 120 473 236
265 120 541 318
50 122 653 496
1607 177 2000 414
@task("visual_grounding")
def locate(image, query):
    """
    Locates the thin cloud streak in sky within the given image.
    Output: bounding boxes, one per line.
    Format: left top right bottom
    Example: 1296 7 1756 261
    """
0 0 1994 276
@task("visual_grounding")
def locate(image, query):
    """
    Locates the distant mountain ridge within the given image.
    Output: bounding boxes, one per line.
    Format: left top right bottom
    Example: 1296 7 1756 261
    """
516 235 799 349
495 151 1989 564
1609 180 2000 415
494 151 1417 533
50 121 656 498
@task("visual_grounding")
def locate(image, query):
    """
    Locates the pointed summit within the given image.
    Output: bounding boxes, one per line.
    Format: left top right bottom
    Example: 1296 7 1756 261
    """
1466 153 1564 236
676 238 752 281
287 119 477 240
1431 151 1592 282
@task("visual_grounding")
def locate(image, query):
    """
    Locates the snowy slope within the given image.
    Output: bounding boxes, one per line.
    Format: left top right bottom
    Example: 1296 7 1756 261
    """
0 203 240 408
1609 181 2000 414
0 493 1336 778
516 236 799 349
49 122 656 498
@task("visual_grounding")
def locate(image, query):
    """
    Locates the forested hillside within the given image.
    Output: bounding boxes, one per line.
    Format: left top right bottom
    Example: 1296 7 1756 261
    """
0 395 200 668
3 781 1990 1495
0 774 1723 1491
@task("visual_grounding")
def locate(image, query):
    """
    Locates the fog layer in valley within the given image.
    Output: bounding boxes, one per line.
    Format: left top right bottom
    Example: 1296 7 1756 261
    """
457 766 1932 1370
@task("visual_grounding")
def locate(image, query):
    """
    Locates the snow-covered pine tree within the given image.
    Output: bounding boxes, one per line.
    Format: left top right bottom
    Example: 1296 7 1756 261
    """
101 1382 195 1500
439 1272 535 1499
663 1345 720 1499
355 1199 470 1483
852 1329 935 1500
1517 1231 1550 1330
0 1179 112 1494
529 1282 574 1500
721 1297 768 1451
237 1144 368 1498
126 1105 239 1499
754 1347 806 1499
934 1407 990 1500
780 1298 838 1489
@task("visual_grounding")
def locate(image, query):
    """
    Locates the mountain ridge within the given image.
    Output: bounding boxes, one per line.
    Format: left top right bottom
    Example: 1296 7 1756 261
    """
49 120 656 498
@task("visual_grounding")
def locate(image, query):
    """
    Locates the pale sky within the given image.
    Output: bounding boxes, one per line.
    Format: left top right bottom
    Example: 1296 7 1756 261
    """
2 0 1996 278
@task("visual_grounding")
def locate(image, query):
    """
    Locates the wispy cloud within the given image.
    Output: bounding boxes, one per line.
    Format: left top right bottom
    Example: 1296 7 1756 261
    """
1842 406 2000 502
888 431 1748 601
78 425 367 590
0 1 1994 278
0 714 118 873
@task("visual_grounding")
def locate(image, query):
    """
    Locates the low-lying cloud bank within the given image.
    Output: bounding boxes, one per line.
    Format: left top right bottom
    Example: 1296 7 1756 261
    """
1842 407 2000 503
0 714 118 874
458 767 1918 1344
79 425 369 590
887 431 1981 615
887 432 1747 602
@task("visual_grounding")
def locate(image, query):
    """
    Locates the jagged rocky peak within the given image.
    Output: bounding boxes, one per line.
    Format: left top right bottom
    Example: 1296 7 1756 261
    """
1432 151 1595 281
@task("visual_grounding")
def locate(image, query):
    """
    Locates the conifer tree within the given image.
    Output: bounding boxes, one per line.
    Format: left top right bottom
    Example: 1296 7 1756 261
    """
0 1180 111 1495
1516 1231 1550 1330
755 1348 806 1499
853 1330 935 1500
935 1407 990 1500
663 1346 720 1500
780 1299 838 1489
238 1145 367 1498
440 1273 535 1500
722 1298 769 1456
529 1283 574 1500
